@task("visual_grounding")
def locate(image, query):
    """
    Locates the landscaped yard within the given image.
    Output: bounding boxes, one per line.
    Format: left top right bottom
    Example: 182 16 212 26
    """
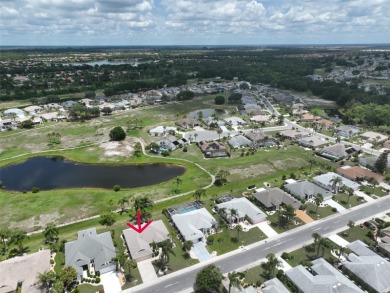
267 213 304 234
243 265 266 287
78 283 104 293
305 203 337 220
359 185 388 197
333 193 365 208
284 243 338 267
337 225 376 246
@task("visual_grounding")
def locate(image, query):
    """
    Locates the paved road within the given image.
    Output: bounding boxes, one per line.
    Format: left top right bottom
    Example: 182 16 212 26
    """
124 196 390 293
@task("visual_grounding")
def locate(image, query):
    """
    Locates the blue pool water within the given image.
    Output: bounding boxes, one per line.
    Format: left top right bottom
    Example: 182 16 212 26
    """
179 207 198 214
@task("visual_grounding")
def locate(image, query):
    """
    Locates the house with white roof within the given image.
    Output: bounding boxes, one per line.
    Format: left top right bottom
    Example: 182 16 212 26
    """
3 108 25 118
312 172 360 192
224 117 247 126
171 208 218 243
216 197 267 224
286 258 363 293
149 126 177 136
123 220 170 262
342 240 390 293
360 131 388 143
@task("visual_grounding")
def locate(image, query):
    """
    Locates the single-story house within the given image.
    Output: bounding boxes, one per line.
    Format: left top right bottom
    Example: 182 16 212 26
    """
243 104 264 116
335 125 360 139
61 100 78 109
379 234 390 258
0 249 51 293
383 140 390 149
360 131 389 143
342 240 390 293
250 115 271 123
279 129 307 140
359 156 390 170
284 180 333 201
24 105 42 114
312 172 360 192
123 220 170 262
286 258 364 293
3 108 25 118
39 112 67 122
202 117 225 127
316 143 357 161
43 103 63 111
171 208 218 243
299 113 320 122
65 227 116 280
244 131 278 148
149 126 177 136
298 136 330 149
0 119 17 131
314 118 334 130
336 166 384 183
261 278 290 293
216 197 267 224
252 187 301 210
176 117 199 129
224 117 247 126
198 141 229 158
228 135 252 149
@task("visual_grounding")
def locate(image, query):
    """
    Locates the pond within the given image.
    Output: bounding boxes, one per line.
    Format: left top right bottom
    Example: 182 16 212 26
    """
0 157 186 191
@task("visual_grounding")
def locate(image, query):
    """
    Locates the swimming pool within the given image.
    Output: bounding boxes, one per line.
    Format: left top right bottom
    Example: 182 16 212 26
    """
179 207 198 214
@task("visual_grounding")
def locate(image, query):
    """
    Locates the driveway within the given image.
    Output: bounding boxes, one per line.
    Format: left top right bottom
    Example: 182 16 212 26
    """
295 210 314 223
328 234 350 247
256 221 278 237
192 242 212 262
324 199 346 211
101 271 122 293
354 190 375 202
137 259 158 284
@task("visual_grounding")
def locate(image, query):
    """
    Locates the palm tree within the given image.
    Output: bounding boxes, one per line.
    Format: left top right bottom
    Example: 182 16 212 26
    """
235 225 243 242
194 133 198 142
347 220 355 237
314 194 323 213
43 223 59 243
308 158 317 173
265 253 282 278
0 229 10 253
230 209 238 225
134 196 154 220
312 232 321 245
123 259 135 281
346 187 354 204
330 176 343 193
10 230 27 255
108 199 115 212
215 169 230 186
159 240 175 269
118 196 131 213
228 271 241 293
183 240 193 252
337 245 347 262
193 188 206 201
216 128 223 140
38 270 56 292
174 177 182 193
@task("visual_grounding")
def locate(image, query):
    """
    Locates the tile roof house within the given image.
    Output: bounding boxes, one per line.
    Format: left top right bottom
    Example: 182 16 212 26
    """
228 135 252 149
123 220 170 262
298 136 330 149
216 197 267 224
314 118 334 129
336 166 384 183
175 117 199 129
383 140 390 149
286 258 364 293
253 187 302 210
316 143 357 161
198 141 229 158
224 117 247 126
261 278 290 293
244 131 278 147
65 228 116 280
313 172 360 191
250 115 271 123
171 208 218 243
335 125 360 139
360 131 389 143
0 249 51 293
299 113 321 122
342 240 390 293
279 129 307 140
284 180 333 201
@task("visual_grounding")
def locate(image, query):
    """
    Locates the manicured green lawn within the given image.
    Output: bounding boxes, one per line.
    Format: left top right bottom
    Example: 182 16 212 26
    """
338 225 376 246
206 226 266 255
243 265 266 286
360 185 388 197
285 243 338 267
305 203 337 220
78 284 104 293
267 213 304 234
333 193 365 208
54 252 65 274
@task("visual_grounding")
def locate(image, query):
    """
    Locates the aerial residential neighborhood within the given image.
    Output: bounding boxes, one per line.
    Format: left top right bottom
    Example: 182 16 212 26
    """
1 13 390 293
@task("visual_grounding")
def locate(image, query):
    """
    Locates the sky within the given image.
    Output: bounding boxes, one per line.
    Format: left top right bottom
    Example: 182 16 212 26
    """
1 0 390 46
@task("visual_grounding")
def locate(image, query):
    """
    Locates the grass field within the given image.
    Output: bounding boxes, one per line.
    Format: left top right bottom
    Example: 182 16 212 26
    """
285 242 338 267
338 225 376 246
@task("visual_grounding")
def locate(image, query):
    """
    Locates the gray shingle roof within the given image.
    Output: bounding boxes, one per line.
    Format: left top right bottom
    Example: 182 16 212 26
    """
123 220 170 262
286 258 364 293
343 240 390 293
228 135 252 148
253 187 301 209
284 180 333 201
65 228 116 277
313 172 360 191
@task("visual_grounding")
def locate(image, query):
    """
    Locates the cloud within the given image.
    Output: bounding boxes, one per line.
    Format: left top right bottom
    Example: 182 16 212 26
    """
0 0 389 45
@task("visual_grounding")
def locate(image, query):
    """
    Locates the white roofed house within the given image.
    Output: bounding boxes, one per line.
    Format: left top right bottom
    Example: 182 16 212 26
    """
3 108 25 119
312 172 360 192
360 131 389 143
224 117 247 126
149 126 177 136
228 135 252 149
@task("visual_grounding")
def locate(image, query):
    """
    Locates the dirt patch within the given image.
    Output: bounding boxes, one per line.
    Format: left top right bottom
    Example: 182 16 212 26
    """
9 211 61 230
271 158 308 170
100 139 136 156
229 164 276 179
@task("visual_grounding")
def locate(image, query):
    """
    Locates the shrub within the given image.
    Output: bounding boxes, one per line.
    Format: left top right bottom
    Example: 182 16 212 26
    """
161 150 170 157
113 184 121 192
50 259 54 264
332 207 337 212
214 96 225 105
281 252 290 260
207 235 214 245
231 237 238 243
109 126 126 141
31 187 40 193
96 277 101 283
